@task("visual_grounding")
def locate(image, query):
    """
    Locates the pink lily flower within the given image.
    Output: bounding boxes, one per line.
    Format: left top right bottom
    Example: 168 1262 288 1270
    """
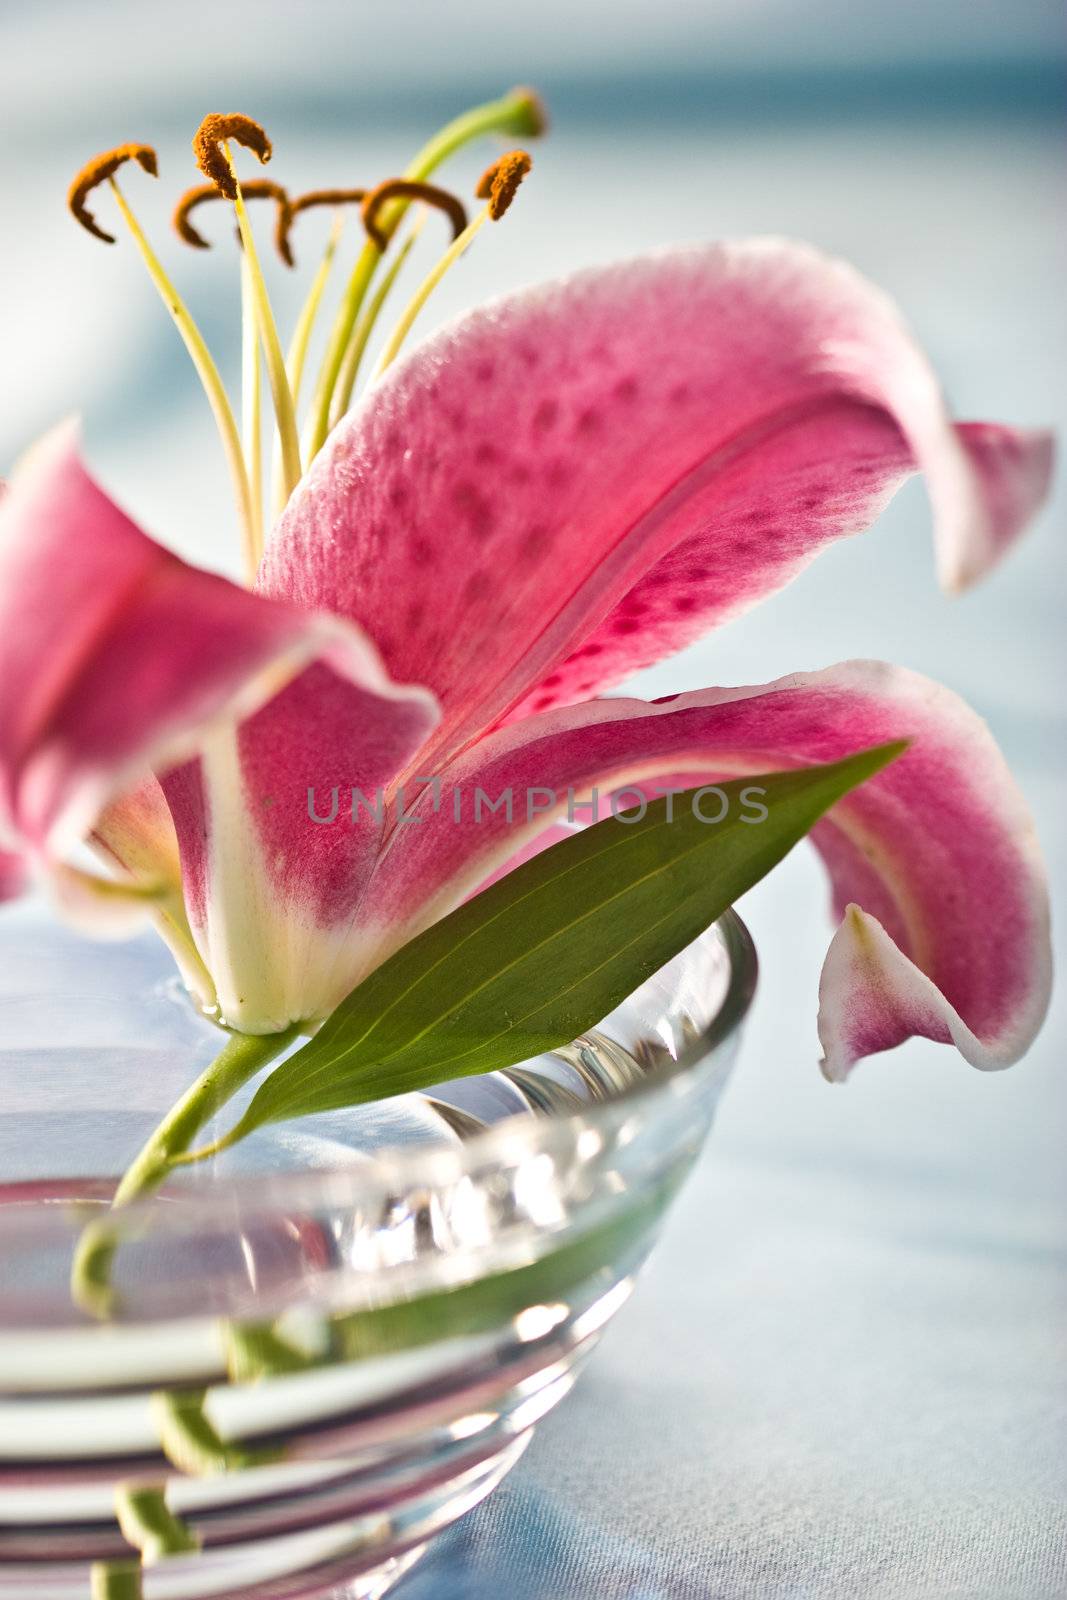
0 237 1052 1079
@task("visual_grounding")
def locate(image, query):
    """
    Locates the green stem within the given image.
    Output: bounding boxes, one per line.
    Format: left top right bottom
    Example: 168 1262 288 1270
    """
151 1388 269 1474
71 1026 299 1317
90 1561 142 1600
305 85 544 457
115 1483 200 1562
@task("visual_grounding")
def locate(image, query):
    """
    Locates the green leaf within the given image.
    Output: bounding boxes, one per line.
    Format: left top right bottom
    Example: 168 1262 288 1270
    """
214 742 905 1144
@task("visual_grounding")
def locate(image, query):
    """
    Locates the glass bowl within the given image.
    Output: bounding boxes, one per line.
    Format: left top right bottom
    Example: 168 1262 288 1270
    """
0 905 756 1598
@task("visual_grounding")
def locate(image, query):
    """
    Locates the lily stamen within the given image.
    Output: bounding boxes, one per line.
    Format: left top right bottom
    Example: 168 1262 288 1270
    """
273 193 371 507
360 179 467 252
280 188 366 266
172 183 292 527
194 113 301 512
173 181 295 268
305 85 549 458
323 181 466 427
192 113 273 198
293 186 368 211
68 143 157 243
66 144 257 578
241 250 265 542
331 217 426 417
369 151 533 384
476 149 533 219
278 192 369 418
285 215 345 411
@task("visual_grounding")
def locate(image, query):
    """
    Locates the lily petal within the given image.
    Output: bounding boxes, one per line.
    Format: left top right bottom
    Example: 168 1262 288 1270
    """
92 777 183 894
263 240 1052 756
0 845 27 902
161 661 441 1033
363 662 1050 1076
508 419 1053 726
0 421 438 898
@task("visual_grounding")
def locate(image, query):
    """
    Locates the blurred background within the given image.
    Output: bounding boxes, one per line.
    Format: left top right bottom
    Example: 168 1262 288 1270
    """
2 3 1065 1595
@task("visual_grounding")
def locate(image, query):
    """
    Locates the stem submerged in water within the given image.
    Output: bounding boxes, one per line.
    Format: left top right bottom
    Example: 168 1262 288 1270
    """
71 1026 299 1317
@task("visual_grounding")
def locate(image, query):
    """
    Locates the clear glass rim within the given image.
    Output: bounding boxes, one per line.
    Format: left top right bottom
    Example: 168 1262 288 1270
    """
0 911 757 1238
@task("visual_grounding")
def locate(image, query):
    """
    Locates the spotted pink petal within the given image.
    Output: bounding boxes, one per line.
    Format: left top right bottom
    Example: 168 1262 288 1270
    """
262 240 1052 759
360 662 1050 1077
0 423 439 928
509 420 1053 726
